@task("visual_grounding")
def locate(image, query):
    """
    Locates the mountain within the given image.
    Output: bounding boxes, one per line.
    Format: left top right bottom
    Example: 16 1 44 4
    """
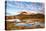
16 11 44 19
6 10 44 20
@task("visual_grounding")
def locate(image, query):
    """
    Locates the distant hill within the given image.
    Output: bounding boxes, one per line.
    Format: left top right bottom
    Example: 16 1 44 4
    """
6 11 44 20
16 13 44 19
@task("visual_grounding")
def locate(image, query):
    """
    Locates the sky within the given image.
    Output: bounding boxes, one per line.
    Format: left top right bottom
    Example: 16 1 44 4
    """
6 1 44 16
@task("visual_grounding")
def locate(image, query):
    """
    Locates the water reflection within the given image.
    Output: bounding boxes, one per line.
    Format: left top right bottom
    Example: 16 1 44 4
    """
16 23 32 26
